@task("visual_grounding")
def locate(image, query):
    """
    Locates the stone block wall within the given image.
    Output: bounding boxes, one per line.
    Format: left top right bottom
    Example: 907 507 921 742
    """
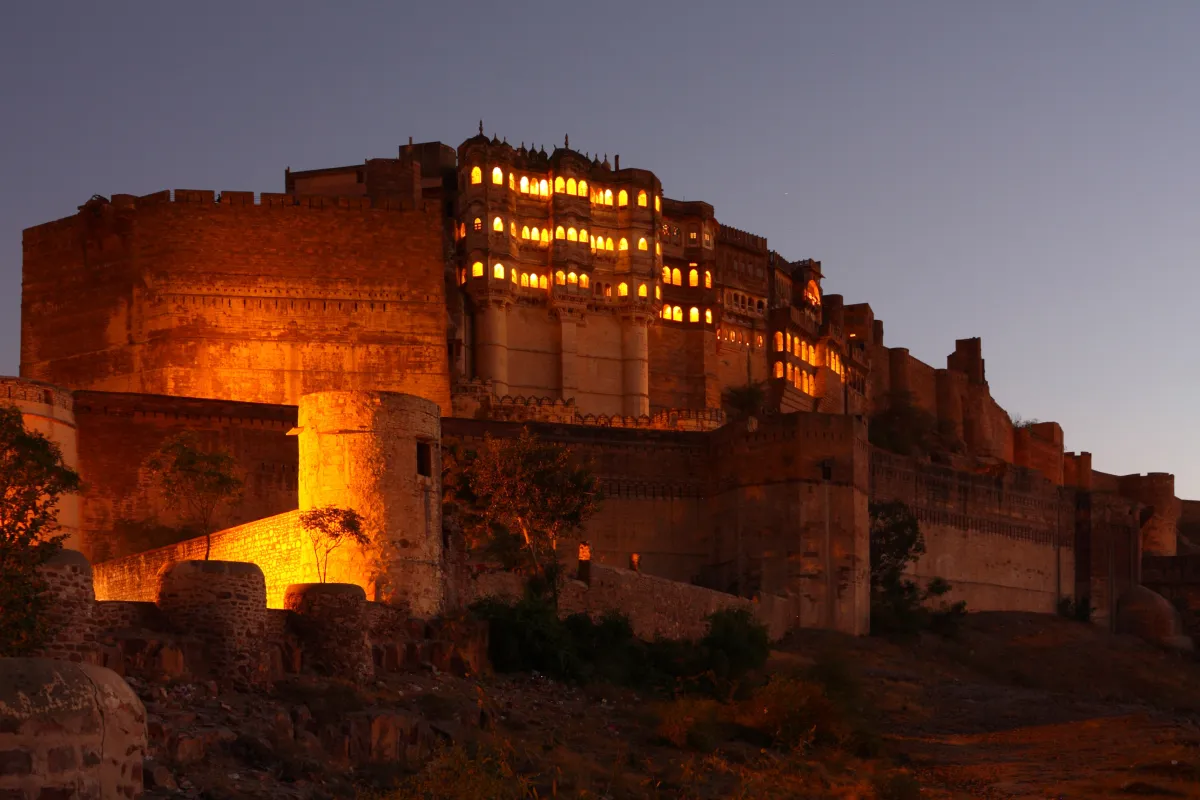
33 549 100 664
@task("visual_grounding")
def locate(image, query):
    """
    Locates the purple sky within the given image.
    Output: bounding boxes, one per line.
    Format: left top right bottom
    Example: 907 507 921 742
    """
3 2 1198 494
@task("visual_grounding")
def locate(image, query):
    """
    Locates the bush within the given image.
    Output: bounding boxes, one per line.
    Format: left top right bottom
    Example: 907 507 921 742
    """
870 501 967 637
702 608 770 683
378 741 532 800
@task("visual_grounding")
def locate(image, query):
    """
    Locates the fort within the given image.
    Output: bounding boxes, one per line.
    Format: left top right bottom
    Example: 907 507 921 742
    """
11 125 1198 646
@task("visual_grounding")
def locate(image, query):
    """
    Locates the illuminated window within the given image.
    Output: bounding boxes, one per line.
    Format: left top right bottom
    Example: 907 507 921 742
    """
671 267 681 285
604 188 613 205
805 280 821 306
793 339 800 358
661 266 670 282
531 226 540 242
472 261 483 277
493 263 505 279
567 227 577 242
555 176 565 192
656 242 661 255
470 166 482 184
459 268 466 284
522 225 530 239
662 306 670 319
704 271 712 288
541 228 549 243
590 235 596 250
689 307 699 323
689 269 698 287
786 362 793 380
786 332 793 352
509 173 515 190
578 180 588 196
556 270 566 285
579 228 587 241
520 273 529 287
539 179 549 196
492 166 503 185
655 285 661 299
520 176 529 193
672 306 683 322
638 237 648 251
604 283 613 297
774 332 784 352
638 283 647 298
565 177 576 195
568 271 578 285
458 222 465 238
605 237 614 251
618 282 628 297
654 195 661 212
618 189 628 206
511 268 518 284
473 217 482 231
556 226 565 240
539 275 548 290
510 221 516 236
774 362 783 378
619 238 628 251
637 190 647 207
705 309 712 324
493 216 503 232
580 274 590 289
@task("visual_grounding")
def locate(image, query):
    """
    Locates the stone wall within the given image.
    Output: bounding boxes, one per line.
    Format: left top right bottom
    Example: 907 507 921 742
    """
93 511 308 608
33 549 100 664
466 563 791 641
0 659 146 799
21 190 451 413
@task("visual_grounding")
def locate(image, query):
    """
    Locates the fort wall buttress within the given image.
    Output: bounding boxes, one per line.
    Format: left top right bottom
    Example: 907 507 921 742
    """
1117 472 1179 557
648 324 716 412
22 192 452 413
72 391 298 563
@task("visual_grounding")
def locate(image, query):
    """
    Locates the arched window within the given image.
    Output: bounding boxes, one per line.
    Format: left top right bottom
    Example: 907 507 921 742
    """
459 268 466 284
473 217 482 231
539 275 548 290
637 190 647 207
568 272 578 285
520 176 529 193
671 267 681 285
472 261 483 277
459 222 466 238
509 173 515 190
580 274 590 289
510 221 516 236
786 332 793 352
656 242 661 255
605 238 614 251
493 216 503 232
578 180 588 196
493 263 505 279
522 226 530 239
579 228 587 241
662 306 670 319
672 306 683 322
555 176 565 192
654 196 661 212
655 285 661 299
618 189 628 206
774 332 784 352
638 237 648 251
689 307 699 323
661 266 670 282
705 309 712 324
520 273 529 287
638 283 647 298
805 280 821 306
786 363 793 380
470 166 482 184
689 269 698 287
604 188 613 205
774 362 784 379
590 235 596 250
704 271 712 288
531 226 540 241
539 179 549 196
492 166 503 185
619 238 628 251
793 339 800 358
618 282 628 297
511 269 518 284
556 226 565 240
541 228 549 243
556 270 566 285
567 227 577 242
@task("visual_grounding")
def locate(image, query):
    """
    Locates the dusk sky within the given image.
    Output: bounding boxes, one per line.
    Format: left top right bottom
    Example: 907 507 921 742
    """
2 3 1197 493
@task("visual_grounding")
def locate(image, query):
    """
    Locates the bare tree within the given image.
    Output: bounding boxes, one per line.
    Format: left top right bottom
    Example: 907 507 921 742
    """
145 432 243 560
299 506 369 583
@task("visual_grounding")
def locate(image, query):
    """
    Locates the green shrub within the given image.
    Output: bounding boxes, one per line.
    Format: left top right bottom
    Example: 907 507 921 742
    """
702 608 770 682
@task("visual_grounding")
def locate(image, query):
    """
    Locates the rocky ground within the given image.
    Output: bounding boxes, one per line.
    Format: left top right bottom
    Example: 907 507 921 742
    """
133 612 1200 799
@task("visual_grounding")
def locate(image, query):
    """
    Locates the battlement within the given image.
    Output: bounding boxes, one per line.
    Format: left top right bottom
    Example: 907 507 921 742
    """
0 376 73 412
718 224 769 252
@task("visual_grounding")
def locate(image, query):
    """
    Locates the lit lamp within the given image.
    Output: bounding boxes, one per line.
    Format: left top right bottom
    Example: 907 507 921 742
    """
578 541 592 585
629 553 640 572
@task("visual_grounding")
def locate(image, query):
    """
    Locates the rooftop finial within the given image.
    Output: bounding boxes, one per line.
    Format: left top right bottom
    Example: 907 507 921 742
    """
478 119 483 135
565 133 570 148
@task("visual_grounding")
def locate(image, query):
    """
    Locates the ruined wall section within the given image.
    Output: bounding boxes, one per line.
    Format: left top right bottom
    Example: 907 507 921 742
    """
73 390 298 562
870 447 1073 612
22 191 452 413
